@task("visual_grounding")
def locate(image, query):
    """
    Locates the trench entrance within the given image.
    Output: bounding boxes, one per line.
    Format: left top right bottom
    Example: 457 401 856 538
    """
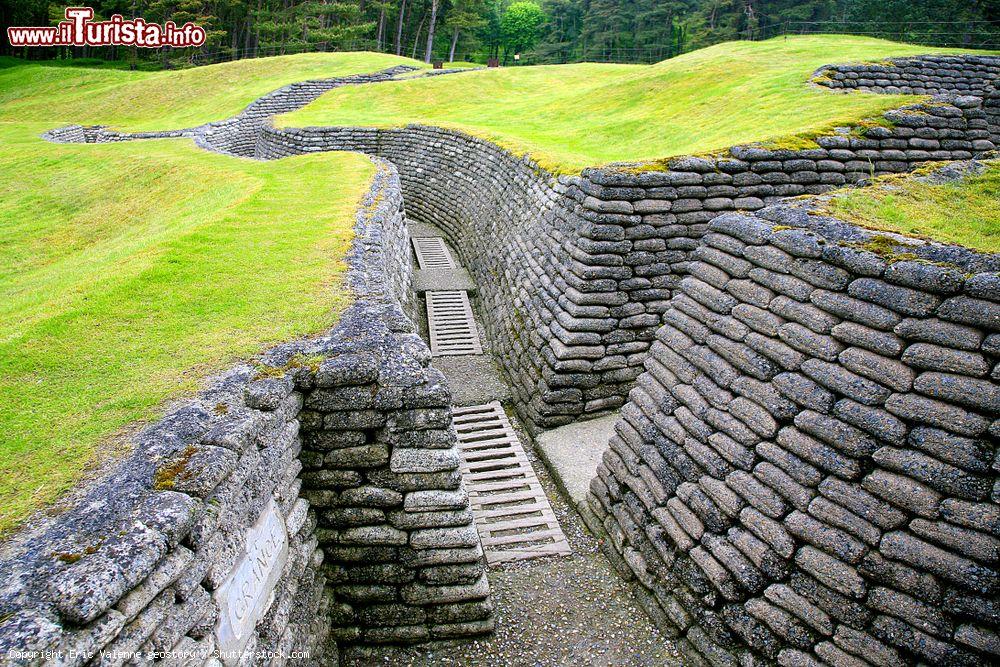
341 220 680 665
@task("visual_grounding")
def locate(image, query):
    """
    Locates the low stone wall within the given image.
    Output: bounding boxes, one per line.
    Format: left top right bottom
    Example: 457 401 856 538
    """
260 87 994 434
0 160 491 665
41 66 420 155
41 124 86 142
814 54 999 96
814 54 1000 145
587 173 1000 666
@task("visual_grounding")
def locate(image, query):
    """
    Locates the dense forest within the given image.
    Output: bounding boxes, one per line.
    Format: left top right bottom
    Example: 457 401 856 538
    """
3 0 998 65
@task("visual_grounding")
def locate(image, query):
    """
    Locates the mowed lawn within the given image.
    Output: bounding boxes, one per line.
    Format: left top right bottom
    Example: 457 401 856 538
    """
828 162 1000 253
0 51 427 131
0 55 409 533
282 35 995 173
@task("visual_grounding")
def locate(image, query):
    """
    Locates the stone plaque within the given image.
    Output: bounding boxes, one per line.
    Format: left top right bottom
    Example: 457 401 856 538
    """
214 499 288 665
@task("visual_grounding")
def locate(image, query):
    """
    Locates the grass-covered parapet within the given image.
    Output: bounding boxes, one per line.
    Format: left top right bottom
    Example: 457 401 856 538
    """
0 57 397 534
280 35 997 173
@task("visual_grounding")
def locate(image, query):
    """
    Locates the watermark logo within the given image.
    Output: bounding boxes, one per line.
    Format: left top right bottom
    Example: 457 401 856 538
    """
7 7 206 48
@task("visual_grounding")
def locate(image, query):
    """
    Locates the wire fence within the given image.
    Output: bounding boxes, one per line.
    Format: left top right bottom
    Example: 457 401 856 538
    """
182 39 682 67
500 20 999 66
186 39 391 66
757 20 1000 50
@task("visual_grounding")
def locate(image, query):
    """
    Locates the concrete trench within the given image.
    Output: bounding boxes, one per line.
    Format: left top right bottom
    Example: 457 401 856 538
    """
22 64 689 665
21 55 1000 666
369 220 681 664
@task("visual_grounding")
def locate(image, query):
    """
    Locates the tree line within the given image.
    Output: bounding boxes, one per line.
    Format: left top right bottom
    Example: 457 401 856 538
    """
540 0 999 63
3 0 997 65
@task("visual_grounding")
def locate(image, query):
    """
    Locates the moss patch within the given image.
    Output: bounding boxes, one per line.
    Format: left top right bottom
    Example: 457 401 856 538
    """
153 444 199 490
254 353 327 380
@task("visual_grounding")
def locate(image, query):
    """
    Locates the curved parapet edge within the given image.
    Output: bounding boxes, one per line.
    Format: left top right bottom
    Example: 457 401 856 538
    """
0 159 493 664
811 54 1000 146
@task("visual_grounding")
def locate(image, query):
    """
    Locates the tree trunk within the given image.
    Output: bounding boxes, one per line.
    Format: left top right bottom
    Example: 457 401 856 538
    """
246 14 254 59
424 0 439 63
411 11 425 59
394 0 406 55
448 26 459 62
376 5 386 50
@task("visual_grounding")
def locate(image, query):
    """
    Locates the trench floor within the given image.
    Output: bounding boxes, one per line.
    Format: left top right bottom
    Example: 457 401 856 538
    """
342 224 681 665
342 413 681 666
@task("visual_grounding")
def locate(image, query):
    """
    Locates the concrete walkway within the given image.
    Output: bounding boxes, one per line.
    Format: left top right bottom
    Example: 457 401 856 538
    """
535 415 617 514
371 221 679 664
410 224 509 407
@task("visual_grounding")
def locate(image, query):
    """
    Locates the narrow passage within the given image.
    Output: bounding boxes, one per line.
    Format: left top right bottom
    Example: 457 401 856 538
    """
340 223 681 665
412 229 569 563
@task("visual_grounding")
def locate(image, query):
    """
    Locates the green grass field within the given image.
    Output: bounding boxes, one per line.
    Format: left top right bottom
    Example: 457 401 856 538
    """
828 162 1000 253
0 51 427 131
282 36 993 173
0 54 416 532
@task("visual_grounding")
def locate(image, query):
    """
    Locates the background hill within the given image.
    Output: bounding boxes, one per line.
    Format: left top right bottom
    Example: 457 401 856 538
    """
282 35 986 172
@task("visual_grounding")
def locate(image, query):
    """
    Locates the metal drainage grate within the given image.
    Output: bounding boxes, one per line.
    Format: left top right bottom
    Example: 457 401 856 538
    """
426 290 484 357
412 236 457 269
454 402 572 564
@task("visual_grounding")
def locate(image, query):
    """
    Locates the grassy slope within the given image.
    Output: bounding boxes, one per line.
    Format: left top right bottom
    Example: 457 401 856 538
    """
0 55 399 532
0 51 427 131
282 36 993 173
827 163 1000 253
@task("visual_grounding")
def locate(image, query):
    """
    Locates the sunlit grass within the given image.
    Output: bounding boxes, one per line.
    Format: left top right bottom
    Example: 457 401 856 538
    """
0 54 388 532
827 162 1000 253
0 51 428 131
281 35 996 173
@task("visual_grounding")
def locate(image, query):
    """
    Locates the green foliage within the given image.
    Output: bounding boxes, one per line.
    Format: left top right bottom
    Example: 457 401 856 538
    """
501 2 546 55
530 0 997 62
4 0 996 67
445 0 489 61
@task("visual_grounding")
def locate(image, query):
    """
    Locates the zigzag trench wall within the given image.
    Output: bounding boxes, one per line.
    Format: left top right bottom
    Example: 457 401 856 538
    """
813 54 1000 146
587 200 1000 667
26 54 1000 665
42 66 420 155
259 59 998 434
258 55 1000 665
0 162 492 666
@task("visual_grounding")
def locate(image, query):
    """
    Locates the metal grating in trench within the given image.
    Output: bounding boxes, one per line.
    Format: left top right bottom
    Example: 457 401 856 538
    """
454 402 572 564
412 236 457 269
426 290 484 356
